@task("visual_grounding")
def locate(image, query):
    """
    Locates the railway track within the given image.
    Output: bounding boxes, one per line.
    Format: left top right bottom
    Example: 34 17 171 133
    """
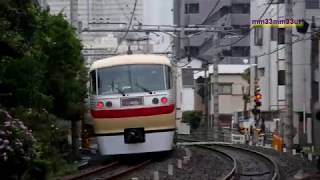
62 159 151 180
178 138 280 180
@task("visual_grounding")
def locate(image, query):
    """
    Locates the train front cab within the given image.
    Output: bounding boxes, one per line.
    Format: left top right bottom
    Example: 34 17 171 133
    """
89 56 176 155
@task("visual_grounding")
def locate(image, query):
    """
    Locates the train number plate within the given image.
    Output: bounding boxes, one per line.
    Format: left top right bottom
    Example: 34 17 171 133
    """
121 97 143 106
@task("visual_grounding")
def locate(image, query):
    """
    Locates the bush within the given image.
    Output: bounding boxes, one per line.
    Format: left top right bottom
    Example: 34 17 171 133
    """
8 107 75 176
0 108 75 179
0 109 37 179
182 111 202 129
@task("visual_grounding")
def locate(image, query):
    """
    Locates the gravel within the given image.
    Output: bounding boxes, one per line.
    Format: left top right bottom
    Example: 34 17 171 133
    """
123 146 234 180
212 145 274 180
232 144 318 179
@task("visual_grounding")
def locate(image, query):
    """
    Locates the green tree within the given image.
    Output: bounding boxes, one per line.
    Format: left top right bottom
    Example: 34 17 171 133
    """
0 0 87 163
182 111 202 130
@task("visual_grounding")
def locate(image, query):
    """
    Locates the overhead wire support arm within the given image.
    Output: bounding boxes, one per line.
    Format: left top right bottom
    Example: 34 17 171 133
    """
81 25 234 33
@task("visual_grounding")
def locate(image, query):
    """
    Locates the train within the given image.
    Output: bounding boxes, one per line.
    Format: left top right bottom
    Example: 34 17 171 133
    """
89 54 176 155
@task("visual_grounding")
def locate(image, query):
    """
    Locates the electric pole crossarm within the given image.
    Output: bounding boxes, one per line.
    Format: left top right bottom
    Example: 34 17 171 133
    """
81 25 233 33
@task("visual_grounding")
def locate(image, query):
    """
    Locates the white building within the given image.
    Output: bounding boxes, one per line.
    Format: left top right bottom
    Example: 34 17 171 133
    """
194 64 251 127
176 57 250 131
42 0 173 65
251 0 320 145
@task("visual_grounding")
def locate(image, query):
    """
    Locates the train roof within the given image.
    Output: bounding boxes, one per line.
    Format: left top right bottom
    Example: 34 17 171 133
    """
90 54 172 70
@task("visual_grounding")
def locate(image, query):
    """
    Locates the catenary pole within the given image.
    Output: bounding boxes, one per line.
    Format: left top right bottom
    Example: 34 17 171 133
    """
284 0 294 151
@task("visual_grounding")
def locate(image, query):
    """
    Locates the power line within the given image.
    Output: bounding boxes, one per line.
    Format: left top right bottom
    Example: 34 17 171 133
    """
114 0 138 53
217 1 273 48
252 35 312 59
202 0 221 24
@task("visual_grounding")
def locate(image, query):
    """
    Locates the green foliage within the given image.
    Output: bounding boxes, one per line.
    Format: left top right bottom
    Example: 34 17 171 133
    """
0 1 87 120
8 107 76 179
0 109 37 179
182 111 202 129
0 1 86 178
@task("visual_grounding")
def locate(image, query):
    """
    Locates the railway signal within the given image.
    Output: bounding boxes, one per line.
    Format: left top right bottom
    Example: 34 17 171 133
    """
252 86 262 115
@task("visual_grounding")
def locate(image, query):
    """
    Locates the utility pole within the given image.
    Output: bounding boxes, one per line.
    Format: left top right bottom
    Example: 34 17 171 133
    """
284 0 294 151
213 33 220 140
173 0 183 136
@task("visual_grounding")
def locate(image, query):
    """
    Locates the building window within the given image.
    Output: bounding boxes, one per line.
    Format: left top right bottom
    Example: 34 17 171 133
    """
271 27 278 41
90 70 97 94
184 46 200 56
219 83 232 95
258 68 265 77
306 0 319 9
185 3 199 14
254 26 263 46
278 28 285 44
231 46 250 57
278 70 285 85
231 4 249 14
182 68 194 87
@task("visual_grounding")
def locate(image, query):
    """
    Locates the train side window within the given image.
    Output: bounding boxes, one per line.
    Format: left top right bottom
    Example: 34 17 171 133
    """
90 70 97 94
166 66 171 89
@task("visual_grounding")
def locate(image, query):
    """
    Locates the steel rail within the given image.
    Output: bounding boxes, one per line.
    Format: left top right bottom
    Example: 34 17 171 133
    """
62 159 151 180
195 145 237 180
178 137 281 180
212 144 280 180
62 161 119 180
102 159 152 180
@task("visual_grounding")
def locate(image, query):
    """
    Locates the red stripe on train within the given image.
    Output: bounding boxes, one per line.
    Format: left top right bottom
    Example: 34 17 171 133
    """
91 104 175 118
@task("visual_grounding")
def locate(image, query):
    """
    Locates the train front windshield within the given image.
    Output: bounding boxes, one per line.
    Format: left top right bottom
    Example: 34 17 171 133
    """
90 64 171 95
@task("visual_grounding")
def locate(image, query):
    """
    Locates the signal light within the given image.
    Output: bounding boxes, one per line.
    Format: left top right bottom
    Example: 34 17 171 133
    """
96 101 104 108
161 97 168 104
255 93 262 100
255 101 262 107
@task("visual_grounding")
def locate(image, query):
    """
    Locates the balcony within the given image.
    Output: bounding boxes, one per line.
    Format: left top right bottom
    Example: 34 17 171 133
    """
219 35 250 47
231 14 250 25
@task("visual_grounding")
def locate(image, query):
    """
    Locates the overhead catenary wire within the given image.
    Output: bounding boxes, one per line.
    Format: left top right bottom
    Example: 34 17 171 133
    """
114 0 138 53
202 0 221 25
216 0 273 48
251 35 312 58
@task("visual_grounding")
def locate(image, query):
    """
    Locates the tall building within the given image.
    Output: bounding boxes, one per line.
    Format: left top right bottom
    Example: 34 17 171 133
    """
174 0 250 64
250 0 320 145
42 0 167 64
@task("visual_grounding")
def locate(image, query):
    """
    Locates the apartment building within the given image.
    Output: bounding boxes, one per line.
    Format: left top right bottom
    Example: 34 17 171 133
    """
174 0 250 64
251 0 320 145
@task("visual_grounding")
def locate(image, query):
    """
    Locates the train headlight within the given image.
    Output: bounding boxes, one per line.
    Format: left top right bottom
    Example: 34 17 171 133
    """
106 101 112 107
96 101 104 108
161 97 168 104
152 98 159 104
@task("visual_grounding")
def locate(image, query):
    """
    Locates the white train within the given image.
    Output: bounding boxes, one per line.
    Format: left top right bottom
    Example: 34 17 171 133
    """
89 54 176 155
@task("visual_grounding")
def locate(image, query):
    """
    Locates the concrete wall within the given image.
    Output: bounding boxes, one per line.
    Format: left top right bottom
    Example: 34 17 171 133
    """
209 74 249 115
